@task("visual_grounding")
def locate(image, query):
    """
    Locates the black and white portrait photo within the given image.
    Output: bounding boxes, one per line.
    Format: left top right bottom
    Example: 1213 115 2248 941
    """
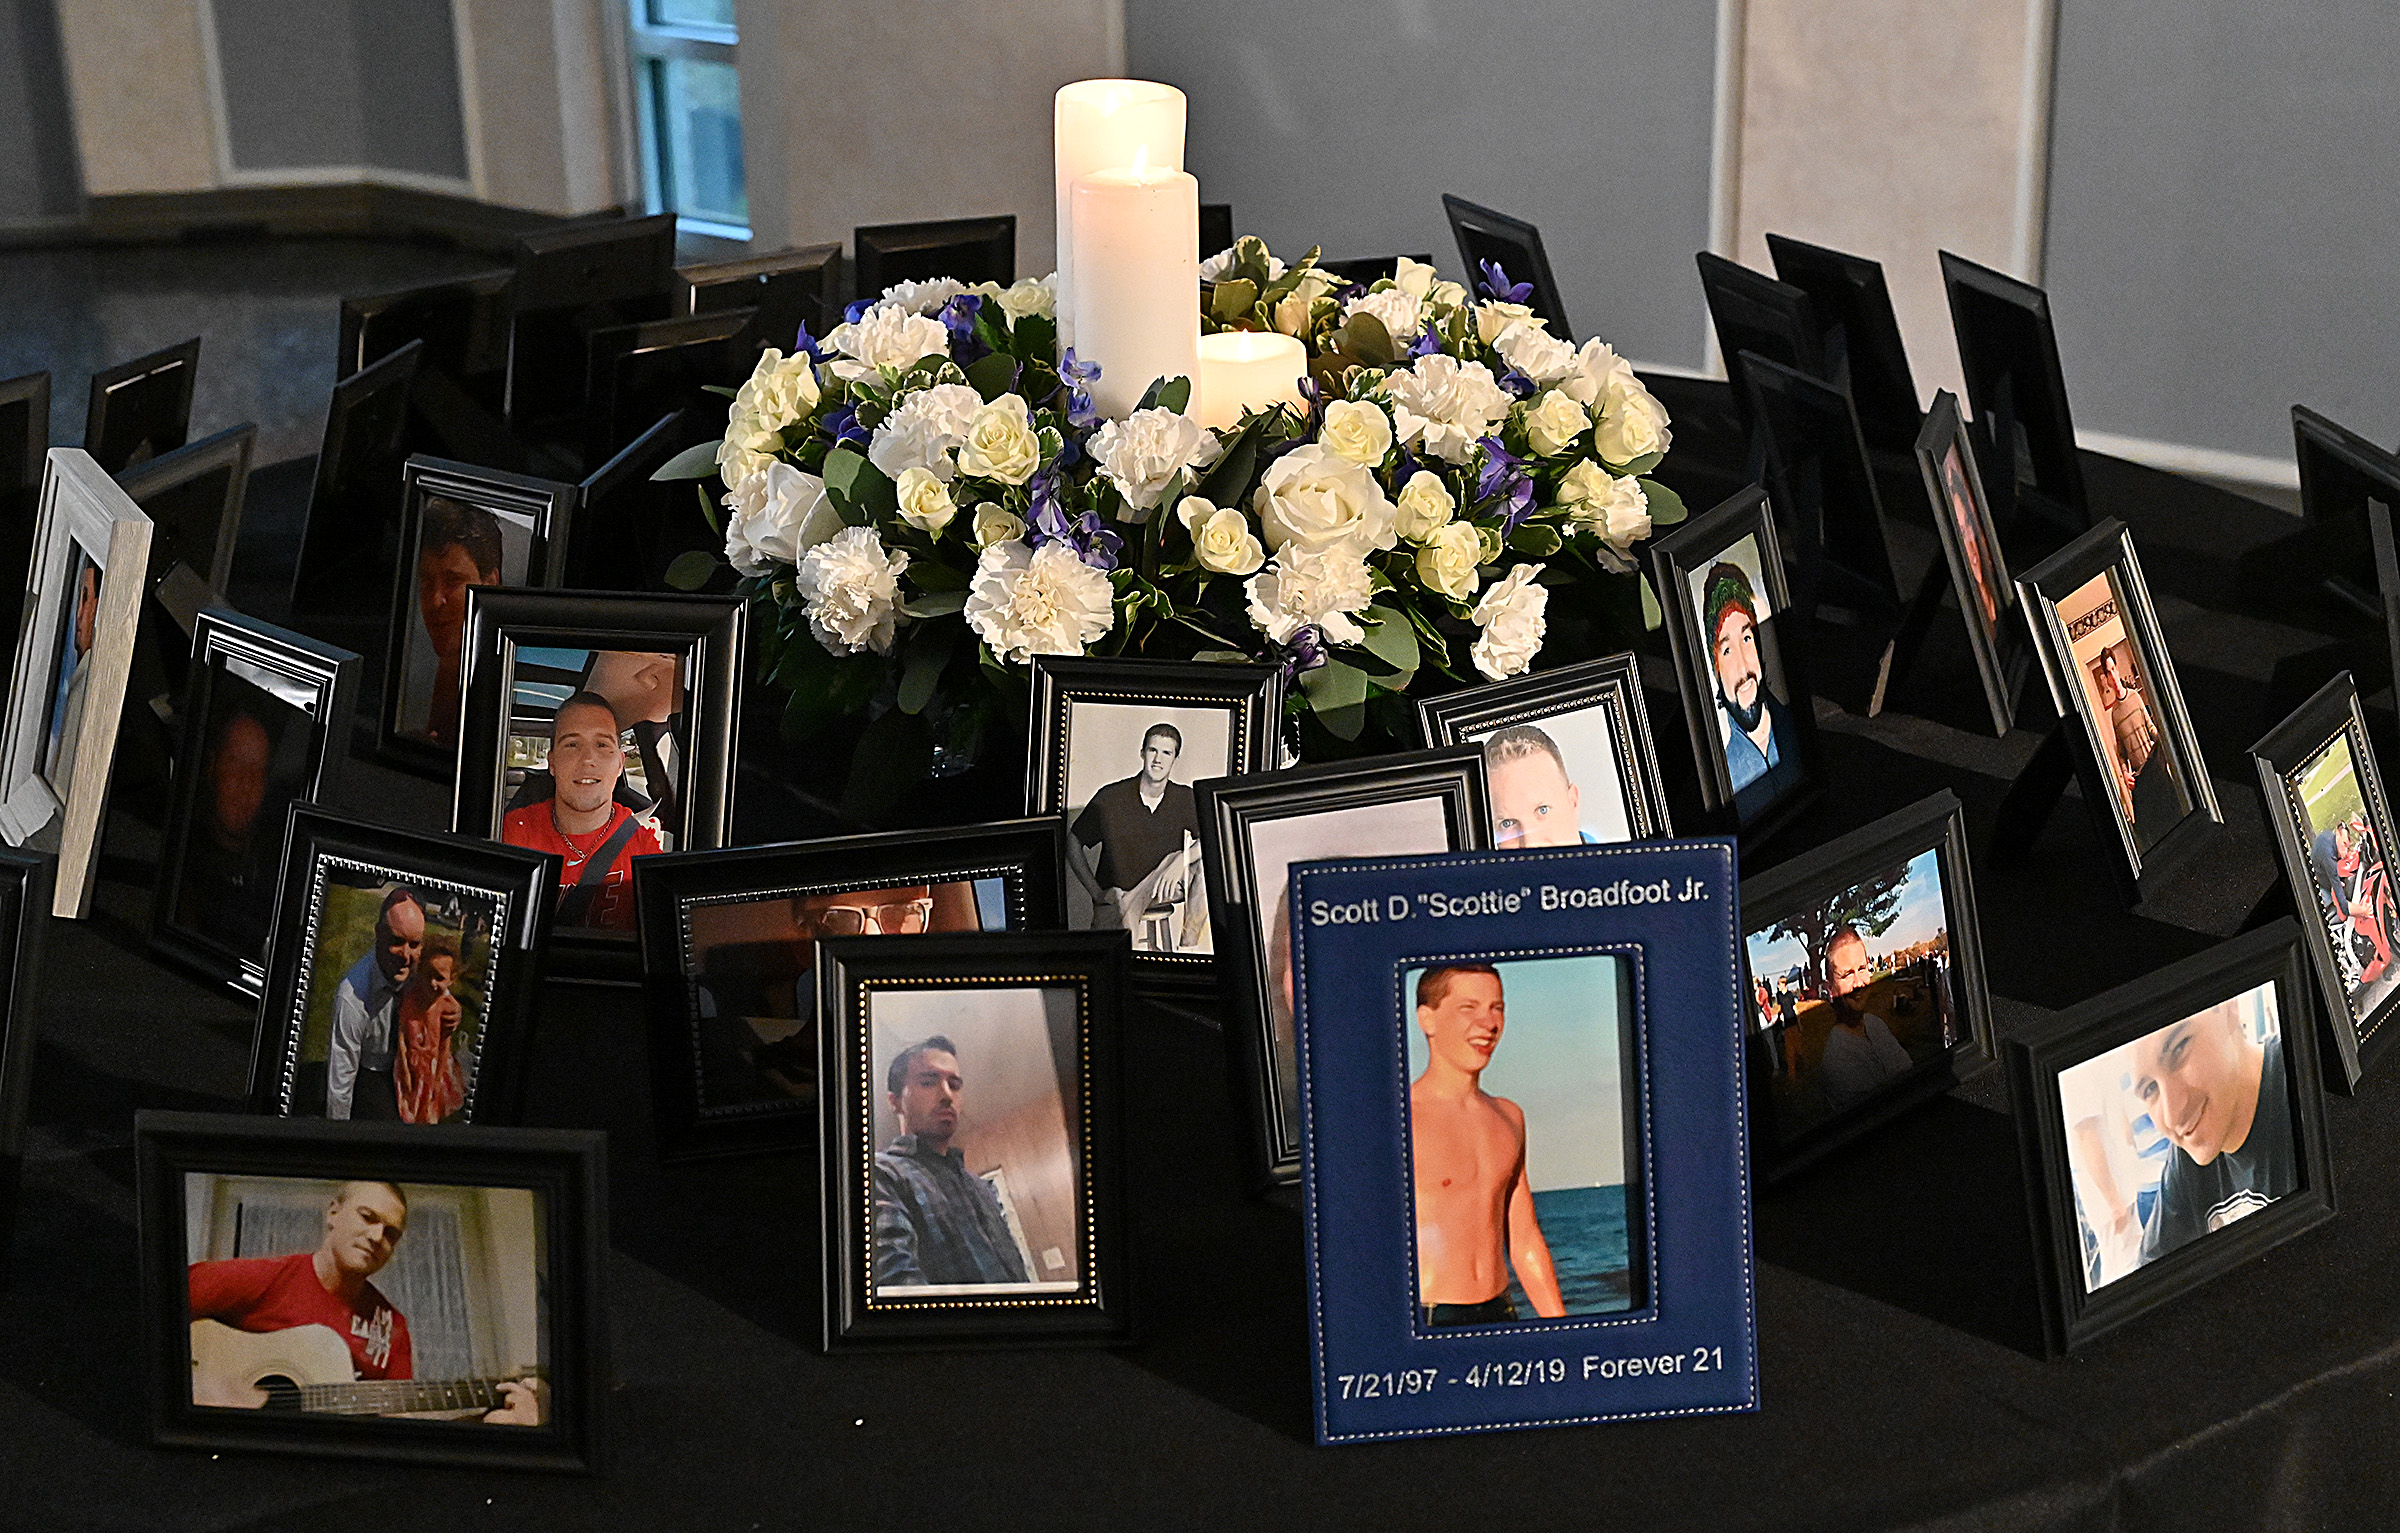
1061 701 1232 955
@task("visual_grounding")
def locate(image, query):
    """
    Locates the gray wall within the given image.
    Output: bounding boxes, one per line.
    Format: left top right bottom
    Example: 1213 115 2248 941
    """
212 0 468 181
2045 0 2400 461
1125 0 1721 369
0 0 80 223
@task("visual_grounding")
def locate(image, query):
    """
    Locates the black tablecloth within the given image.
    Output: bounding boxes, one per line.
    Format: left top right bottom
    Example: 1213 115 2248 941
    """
4 442 2395 1531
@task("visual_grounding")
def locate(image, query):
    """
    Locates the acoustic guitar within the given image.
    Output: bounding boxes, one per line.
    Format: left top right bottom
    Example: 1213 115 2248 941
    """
188 1319 539 1419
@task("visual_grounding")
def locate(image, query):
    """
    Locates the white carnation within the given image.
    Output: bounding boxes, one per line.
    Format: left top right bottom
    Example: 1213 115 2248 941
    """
723 461 841 575
1244 542 1376 648
1090 407 1222 512
1343 287 1424 344
1382 354 1513 464
1560 339 1637 409
877 276 968 315
794 525 908 656
1493 321 1578 387
825 301 950 381
867 383 985 483
1469 563 1549 680
1558 460 1651 569
965 540 1116 663
1251 443 1398 556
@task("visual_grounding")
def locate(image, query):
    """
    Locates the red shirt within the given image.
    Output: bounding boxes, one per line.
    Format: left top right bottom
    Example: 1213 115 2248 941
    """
500 799 665 931
187 1252 414 1381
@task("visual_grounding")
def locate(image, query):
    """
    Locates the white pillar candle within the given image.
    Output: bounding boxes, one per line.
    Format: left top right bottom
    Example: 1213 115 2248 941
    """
1197 330 1309 431
1069 162 1200 421
1053 79 1186 349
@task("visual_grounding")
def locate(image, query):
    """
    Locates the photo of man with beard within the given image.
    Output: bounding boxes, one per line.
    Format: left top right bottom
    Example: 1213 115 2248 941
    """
1696 551 1803 818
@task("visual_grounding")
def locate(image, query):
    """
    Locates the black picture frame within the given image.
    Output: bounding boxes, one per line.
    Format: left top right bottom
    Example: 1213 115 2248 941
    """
2005 920 2336 1357
634 817 1068 1162
1195 745 1492 1187
377 456 577 778
83 336 200 475
2249 672 2400 1093
571 410 713 592
151 610 358 999
2292 404 2400 622
816 930 1131 1351
1198 203 1234 261
1915 389 2022 736
0 848 53 1158
1741 351 1903 617
1737 790 1994 1179
1650 486 1823 843
452 588 741 984
680 243 841 354
504 212 679 437
0 369 49 496
1941 251 2089 530
115 421 254 604
2015 517 2222 900
579 307 757 470
1413 651 1673 846
291 339 424 619
1764 233 1924 455
246 805 558 1127
135 1110 606 1472
1026 655 1282 991
338 270 514 396
852 216 1016 296
1442 194 1570 339
1697 253 1824 432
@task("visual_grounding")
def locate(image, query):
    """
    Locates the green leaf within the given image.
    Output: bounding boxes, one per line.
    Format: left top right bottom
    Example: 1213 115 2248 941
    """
1360 604 1420 679
701 384 740 400
694 482 722 537
1641 572 1663 632
1209 278 1259 323
1300 658 1369 740
1507 524 1564 556
1638 477 1688 527
902 589 968 618
909 560 969 593
1339 313 1397 368
1154 376 1192 415
966 351 1020 402
651 441 723 481
1192 417 1263 509
821 446 896 525
664 551 719 591
1190 648 1251 663
896 625 953 715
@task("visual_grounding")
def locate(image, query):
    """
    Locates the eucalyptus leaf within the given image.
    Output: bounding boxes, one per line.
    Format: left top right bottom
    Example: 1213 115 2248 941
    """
966 351 1020 402
651 441 723 481
821 446 896 524
694 482 722 537
1638 477 1688 526
1360 605 1420 678
1508 524 1565 556
1300 657 1369 740
700 384 740 400
1641 572 1663 632
1154 376 1192 415
901 589 968 618
1210 278 1259 323
664 551 719 591
896 626 953 715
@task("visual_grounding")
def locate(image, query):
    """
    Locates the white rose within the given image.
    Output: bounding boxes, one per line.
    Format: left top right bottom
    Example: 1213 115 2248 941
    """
1474 301 1541 345
972 502 1025 548
996 274 1057 323
1382 354 1513 464
1394 470 1457 542
1244 542 1376 647
894 466 958 535
1524 390 1591 457
1560 339 1637 409
723 461 841 575
877 276 969 315
1557 462 1651 570
716 412 782 487
867 382 984 483
1469 562 1549 680
964 540 1116 664
1191 506 1267 577
1090 407 1221 511
1251 443 1398 556
1492 322 1578 387
1270 290 1317 337
1415 521 1484 601
825 301 951 381
731 348 822 435
1318 399 1394 468
957 393 1042 485
1343 287 1424 344
794 525 908 655
1594 377 1673 466
1429 279 1469 308
1393 256 1440 300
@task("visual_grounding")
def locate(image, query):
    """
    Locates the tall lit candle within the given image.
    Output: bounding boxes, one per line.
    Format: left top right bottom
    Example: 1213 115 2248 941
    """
1197 331 1309 431
1054 79 1185 349
1070 157 1201 421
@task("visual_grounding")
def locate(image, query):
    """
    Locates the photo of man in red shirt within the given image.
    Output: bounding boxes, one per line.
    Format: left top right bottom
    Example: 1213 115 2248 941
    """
501 690 664 932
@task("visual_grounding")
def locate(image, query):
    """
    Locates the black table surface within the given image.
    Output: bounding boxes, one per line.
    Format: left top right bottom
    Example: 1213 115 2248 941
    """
5 443 2396 1532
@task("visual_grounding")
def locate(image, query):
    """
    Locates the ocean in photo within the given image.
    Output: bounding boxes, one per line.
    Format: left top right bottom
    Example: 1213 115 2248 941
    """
1506 1183 1635 1317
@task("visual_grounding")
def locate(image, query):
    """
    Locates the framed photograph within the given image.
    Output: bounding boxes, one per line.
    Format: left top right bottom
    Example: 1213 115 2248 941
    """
0 849 53 1159
1738 790 1994 1177
816 931 1130 1351
1764 233 1923 454
0 370 49 497
291 341 423 620
1940 250 2089 529
246 807 557 1128
1915 389 2020 735
2250 672 2400 1092
1027 656 1282 989
1414 652 1672 848
1650 486 1820 839
135 1111 606 1472
2006 920 2335 1356
2017 518 2221 898
1196 746 1491 1187
452 589 742 984
115 420 254 602
1290 840 1756 1442
82 336 200 475
1441 194 1571 338
634 818 1067 1161
151 611 360 998
378 456 576 778
0 448 153 917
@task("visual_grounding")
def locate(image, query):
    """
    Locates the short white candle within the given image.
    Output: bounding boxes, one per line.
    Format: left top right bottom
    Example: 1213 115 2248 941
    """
1069 161 1200 421
1197 331 1309 432
1053 79 1186 349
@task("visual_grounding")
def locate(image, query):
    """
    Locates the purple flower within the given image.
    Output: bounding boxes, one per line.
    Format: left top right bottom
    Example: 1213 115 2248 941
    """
791 323 827 364
1027 466 1123 570
1477 437 1537 533
1059 348 1102 430
1496 365 1537 400
1279 626 1328 683
819 402 868 450
842 298 875 325
1477 259 1535 306
1404 327 1444 360
937 293 989 365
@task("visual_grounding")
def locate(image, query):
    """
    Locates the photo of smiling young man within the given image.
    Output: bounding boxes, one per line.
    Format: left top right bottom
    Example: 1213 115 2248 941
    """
1475 720 1637 848
1690 542 1803 820
501 689 665 932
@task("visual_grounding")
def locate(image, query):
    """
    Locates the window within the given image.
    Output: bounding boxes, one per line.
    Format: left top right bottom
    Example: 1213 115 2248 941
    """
628 0 748 240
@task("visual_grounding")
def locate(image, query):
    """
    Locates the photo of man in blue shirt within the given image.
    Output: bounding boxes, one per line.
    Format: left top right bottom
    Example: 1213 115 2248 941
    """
1701 556 1802 819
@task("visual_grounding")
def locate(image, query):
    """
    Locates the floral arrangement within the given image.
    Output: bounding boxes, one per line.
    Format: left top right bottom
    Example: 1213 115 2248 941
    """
659 243 1684 776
